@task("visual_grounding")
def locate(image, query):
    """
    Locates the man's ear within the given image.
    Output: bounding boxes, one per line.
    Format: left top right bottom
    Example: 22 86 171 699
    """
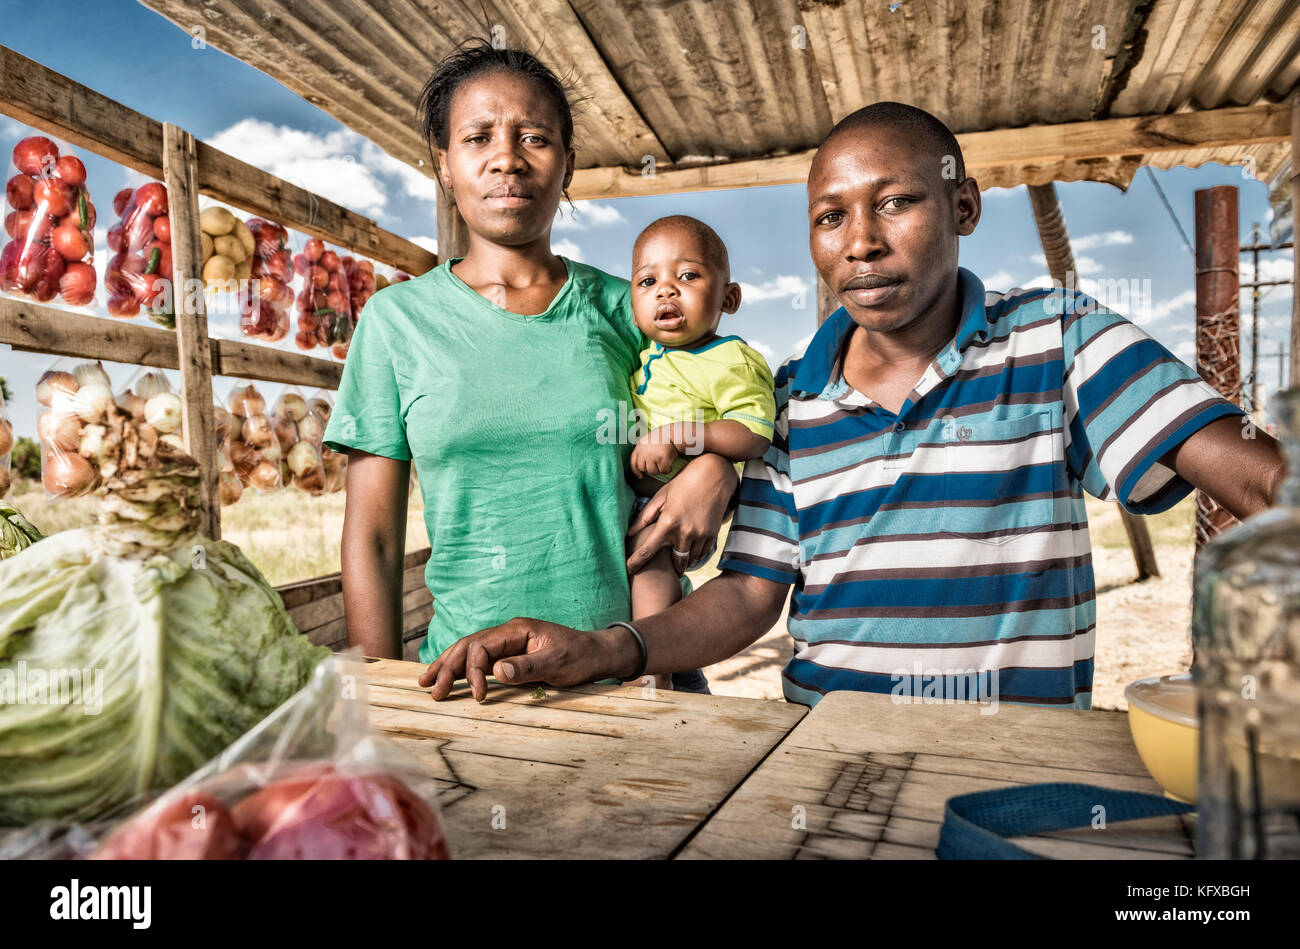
955 177 981 236
722 281 742 314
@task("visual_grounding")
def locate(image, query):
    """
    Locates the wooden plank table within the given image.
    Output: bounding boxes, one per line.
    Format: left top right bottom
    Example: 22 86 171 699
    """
362 659 806 859
679 691 1195 860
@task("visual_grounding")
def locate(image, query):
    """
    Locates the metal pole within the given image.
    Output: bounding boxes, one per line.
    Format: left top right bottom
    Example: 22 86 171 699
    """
1028 182 1159 579
1193 186 1242 550
1291 90 1300 388
1250 222 1260 412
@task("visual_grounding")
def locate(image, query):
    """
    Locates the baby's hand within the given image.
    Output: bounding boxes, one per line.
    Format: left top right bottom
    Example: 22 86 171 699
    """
631 439 680 477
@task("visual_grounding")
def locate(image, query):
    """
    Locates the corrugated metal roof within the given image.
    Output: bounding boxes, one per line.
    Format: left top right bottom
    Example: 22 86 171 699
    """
135 0 1298 195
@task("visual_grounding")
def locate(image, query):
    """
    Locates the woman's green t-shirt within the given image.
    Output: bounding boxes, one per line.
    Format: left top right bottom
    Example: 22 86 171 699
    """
323 256 643 662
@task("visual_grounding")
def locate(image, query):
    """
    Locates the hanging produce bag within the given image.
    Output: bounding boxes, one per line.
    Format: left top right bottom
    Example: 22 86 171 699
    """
240 217 295 343
105 181 174 327
226 382 282 492
292 238 353 358
270 388 326 494
2 133 98 310
0 390 12 498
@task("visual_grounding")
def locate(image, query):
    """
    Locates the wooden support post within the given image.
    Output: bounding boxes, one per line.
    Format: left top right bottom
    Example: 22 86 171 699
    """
816 277 839 327
162 123 219 539
1027 183 1160 579
436 185 470 262
1291 90 1300 389
1193 186 1242 551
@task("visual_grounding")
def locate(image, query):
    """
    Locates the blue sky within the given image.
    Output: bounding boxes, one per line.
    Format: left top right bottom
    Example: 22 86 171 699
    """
0 0 1293 441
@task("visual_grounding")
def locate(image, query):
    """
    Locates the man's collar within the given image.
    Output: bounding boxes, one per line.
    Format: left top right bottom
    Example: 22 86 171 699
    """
790 267 989 398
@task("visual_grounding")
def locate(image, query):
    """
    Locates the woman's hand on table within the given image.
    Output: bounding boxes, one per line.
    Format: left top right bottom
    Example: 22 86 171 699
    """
419 618 637 702
627 452 738 576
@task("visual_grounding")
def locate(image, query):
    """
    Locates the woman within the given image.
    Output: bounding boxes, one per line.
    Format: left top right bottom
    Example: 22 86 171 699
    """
322 42 737 690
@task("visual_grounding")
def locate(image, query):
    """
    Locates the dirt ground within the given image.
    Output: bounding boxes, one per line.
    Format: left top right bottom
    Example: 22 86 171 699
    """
693 498 1197 710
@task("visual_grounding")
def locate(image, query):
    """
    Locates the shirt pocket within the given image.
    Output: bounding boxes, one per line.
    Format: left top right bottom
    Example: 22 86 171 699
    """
940 407 1063 545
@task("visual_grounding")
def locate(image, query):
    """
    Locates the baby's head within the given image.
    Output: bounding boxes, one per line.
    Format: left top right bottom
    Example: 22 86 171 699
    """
631 215 741 347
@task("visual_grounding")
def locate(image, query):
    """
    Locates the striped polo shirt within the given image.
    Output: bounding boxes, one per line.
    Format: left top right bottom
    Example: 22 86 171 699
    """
718 268 1243 709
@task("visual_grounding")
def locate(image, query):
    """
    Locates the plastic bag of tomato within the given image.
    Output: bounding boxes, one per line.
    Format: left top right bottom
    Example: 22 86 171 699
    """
239 217 294 344
293 238 354 359
85 655 451 860
2 135 98 309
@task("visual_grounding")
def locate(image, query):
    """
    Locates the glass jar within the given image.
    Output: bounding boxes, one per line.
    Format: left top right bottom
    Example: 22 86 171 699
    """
1192 386 1300 858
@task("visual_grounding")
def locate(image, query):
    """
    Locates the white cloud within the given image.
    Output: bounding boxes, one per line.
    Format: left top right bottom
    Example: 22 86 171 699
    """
552 202 626 231
787 330 816 361
553 238 585 262
984 269 1017 288
1173 340 1195 363
739 274 808 302
1240 254 1292 284
980 186 1022 199
206 119 394 218
746 339 776 365
1029 253 1102 276
406 235 438 256
357 139 442 206
1071 230 1134 251
1146 289 1196 322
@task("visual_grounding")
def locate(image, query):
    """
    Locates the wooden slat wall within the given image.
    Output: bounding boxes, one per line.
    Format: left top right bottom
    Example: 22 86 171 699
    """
278 548 432 658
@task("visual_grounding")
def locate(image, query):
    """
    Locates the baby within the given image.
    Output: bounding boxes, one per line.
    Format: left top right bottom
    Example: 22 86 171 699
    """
626 215 776 690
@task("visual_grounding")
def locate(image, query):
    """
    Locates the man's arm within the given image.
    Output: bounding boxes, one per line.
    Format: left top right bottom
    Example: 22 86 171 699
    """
1162 416 1286 520
340 450 410 659
420 569 791 701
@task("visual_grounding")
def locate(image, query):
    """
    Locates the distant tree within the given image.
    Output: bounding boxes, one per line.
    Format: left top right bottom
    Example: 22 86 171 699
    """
11 437 41 481
0 376 11 405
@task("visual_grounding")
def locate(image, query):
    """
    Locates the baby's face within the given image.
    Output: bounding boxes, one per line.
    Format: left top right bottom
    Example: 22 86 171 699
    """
631 228 730 347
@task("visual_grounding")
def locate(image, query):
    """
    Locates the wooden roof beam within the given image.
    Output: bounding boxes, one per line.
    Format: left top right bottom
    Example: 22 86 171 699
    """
568 101 1294 200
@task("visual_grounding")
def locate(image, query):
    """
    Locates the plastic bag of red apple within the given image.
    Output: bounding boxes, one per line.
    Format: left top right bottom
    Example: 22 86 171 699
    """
225 382 283 493
36 361 186 500
270 388 327 495
238 217 296 345
105 181 175 327
2 134 98 311
292 238 353 359
0 390 13 498
83 654 452 860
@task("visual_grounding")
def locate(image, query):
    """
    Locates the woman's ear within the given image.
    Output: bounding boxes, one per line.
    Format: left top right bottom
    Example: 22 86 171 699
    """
563 148 575 191
436 148 453 195
722 281 742 314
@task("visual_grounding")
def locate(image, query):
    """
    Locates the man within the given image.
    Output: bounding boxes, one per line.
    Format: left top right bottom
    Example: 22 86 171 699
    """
420 102 1286 709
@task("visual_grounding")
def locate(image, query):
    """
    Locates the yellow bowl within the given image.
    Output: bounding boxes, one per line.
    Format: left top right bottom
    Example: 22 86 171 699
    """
1125 673 1198 803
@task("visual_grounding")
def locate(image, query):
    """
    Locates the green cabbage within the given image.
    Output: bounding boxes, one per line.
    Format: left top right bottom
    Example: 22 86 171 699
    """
0 500 42 560
0 525 329 826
